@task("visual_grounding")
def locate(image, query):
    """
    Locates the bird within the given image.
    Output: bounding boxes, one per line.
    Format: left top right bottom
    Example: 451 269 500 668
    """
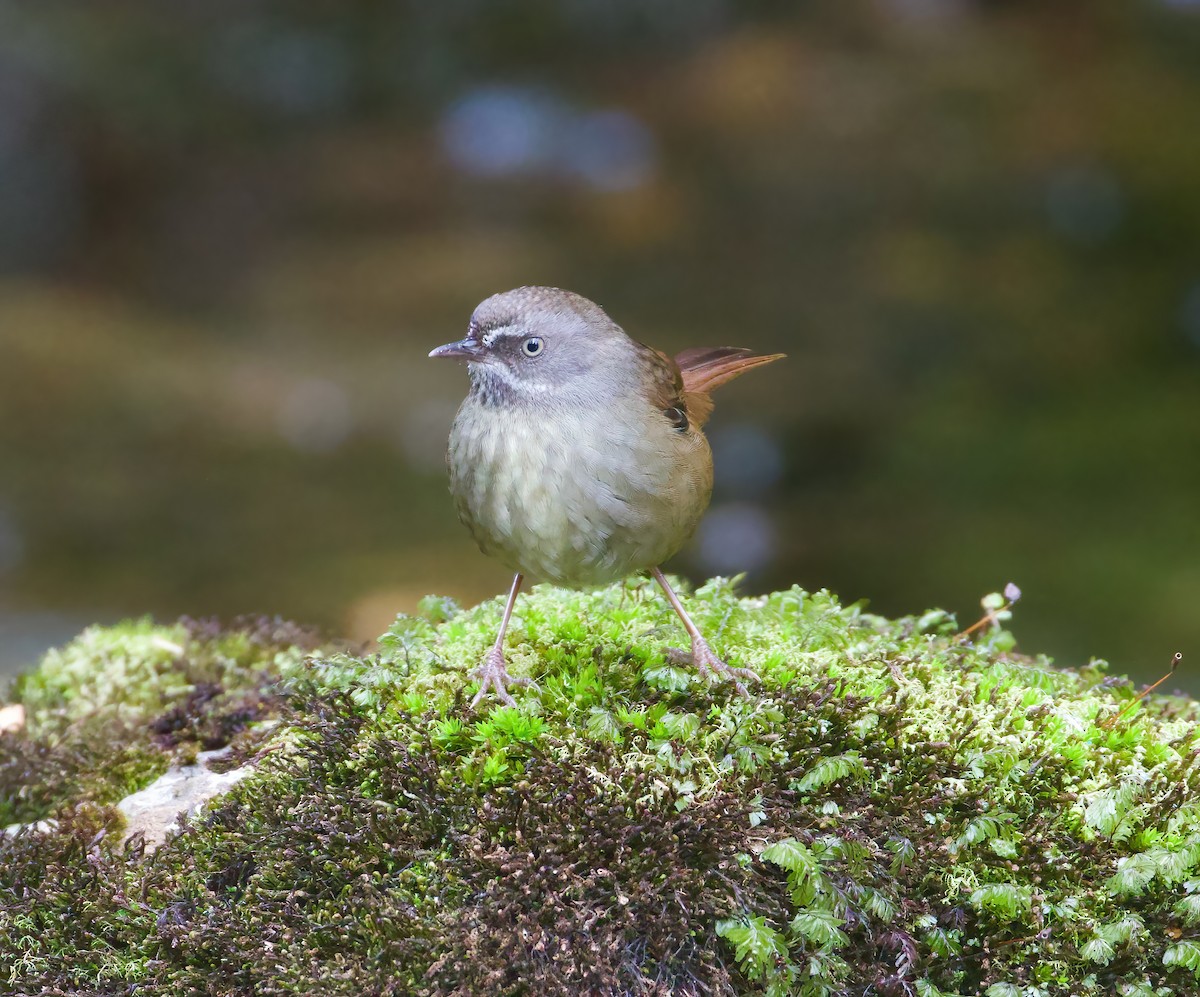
429 286 785 708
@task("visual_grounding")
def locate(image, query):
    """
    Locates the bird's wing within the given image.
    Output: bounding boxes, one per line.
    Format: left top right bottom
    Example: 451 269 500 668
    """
636 344 692 429
674 347 786 428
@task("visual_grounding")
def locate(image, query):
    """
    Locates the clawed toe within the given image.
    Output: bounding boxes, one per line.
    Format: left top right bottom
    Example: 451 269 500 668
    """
470 645 524 709
666 637 758 696
470 645 537 709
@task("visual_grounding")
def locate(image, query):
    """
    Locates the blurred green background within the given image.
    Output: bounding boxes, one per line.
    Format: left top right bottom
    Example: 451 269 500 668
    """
1 1 1198 689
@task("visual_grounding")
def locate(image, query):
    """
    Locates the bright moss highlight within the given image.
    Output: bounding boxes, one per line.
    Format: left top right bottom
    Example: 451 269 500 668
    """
1 615 323 828
2 579 1199 996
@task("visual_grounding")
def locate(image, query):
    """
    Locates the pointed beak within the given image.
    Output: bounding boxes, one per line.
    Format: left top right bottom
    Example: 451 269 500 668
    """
428 337 482 360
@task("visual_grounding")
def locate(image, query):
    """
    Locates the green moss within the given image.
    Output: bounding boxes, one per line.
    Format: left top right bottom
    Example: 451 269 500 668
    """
2 579 1199 995
15 616 321 731
0 721 166 827
1 615 327 828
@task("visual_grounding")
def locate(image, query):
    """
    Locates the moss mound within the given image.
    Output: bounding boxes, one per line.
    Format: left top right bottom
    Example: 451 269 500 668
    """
2 580 1199 996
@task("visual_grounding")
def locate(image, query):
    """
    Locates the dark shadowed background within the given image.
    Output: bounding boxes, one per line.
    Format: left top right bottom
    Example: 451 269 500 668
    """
1 1 1198 689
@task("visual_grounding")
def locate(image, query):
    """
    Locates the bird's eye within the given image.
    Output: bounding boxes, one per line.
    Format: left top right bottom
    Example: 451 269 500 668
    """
521 337 545 357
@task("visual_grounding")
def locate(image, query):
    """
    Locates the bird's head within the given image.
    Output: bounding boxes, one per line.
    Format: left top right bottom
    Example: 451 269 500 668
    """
429 286 633 406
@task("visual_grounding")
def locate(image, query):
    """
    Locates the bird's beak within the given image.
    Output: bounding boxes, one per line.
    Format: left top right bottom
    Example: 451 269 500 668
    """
428 337 483 360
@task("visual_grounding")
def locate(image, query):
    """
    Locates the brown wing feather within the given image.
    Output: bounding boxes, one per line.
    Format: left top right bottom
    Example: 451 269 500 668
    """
636 343 688 412
674 347 785 428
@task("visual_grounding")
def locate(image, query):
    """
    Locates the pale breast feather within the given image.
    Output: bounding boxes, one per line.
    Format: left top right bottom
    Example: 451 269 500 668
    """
448 395 711 586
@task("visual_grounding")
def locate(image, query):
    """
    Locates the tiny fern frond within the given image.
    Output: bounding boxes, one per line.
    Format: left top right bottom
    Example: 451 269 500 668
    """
1174 893 1200 926
789 908 848 950
762 838 817 876
862 887 897 924
1095 913 1143 946
717 915 789 981
1081 781 1142 840
1108 850 1167 897
888 837 915 876
968 883 1031 922
1079 936 1115 965
793 752 867 794
1163 939 1200 974
585 706 622 743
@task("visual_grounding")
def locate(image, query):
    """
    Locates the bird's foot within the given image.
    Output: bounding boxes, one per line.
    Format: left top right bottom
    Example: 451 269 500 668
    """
667 636 757 696
470 644 531 709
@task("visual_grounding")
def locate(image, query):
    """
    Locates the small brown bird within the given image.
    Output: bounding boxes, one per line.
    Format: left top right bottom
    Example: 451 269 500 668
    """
430 287 784 707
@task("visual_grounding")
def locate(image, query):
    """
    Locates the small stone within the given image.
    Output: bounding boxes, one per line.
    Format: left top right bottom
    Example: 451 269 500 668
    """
117 746 254 849
0 703 25 734
2 818 57 838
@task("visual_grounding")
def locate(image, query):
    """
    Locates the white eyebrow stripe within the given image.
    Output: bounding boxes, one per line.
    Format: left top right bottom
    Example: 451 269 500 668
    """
480 362 554 392
481 325 525 347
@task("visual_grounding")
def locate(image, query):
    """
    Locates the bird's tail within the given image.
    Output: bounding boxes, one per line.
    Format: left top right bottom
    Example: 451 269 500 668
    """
675 347 785 427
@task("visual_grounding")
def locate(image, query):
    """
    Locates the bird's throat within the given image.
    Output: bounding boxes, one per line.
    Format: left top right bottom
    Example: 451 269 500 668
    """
468 363 558 408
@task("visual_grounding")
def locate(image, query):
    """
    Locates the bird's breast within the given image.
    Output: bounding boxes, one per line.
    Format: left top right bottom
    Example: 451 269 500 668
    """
447 397 712 586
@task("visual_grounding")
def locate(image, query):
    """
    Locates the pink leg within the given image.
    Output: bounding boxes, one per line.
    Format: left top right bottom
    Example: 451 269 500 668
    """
651 566 757 696
471 573 529 708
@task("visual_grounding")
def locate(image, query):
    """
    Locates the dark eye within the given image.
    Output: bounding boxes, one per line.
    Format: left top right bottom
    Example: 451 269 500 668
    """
521 337 544 357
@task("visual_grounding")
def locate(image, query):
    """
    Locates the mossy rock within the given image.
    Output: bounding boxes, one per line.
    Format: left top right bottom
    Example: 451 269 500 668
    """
1 579 1198 996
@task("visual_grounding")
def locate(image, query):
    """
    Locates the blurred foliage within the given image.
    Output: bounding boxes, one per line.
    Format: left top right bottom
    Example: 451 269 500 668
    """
0 0 1198 685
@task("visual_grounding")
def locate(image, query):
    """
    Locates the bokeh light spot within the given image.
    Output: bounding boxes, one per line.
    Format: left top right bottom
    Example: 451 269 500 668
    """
1043 165 1124 245
440 85 565 178
709 422 784 498
210 24 351 115
694 502 777 575
440 86 656 190
880 0 968 25
0 68 79 270
559 109 657 191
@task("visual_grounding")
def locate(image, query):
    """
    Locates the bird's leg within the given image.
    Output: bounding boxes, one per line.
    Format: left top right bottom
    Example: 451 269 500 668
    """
651 566 757 696
471 572 530 709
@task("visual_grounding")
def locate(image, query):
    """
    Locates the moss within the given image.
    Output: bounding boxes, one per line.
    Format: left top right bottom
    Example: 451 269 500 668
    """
0 720 166 827
2 579 1199 995
1 615 327 829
